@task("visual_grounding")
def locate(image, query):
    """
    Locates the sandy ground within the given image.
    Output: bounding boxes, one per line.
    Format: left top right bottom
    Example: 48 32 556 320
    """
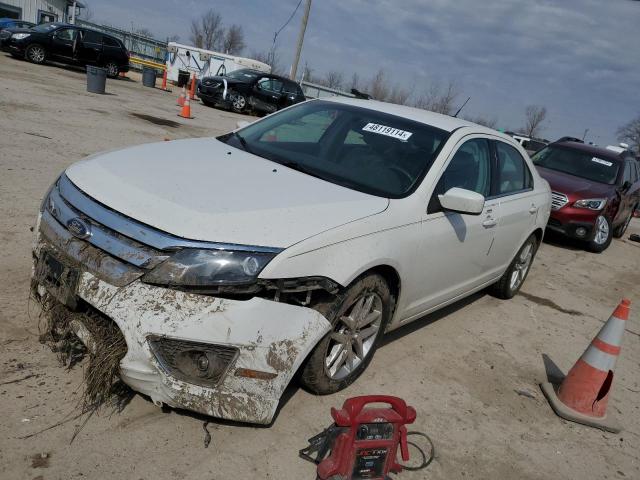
1 53 639 480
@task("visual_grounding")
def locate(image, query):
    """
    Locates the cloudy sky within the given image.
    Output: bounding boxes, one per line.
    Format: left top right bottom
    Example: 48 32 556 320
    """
89 0 640 145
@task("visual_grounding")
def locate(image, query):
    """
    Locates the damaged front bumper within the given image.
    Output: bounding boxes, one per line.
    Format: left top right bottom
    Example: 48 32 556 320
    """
32 209 332 424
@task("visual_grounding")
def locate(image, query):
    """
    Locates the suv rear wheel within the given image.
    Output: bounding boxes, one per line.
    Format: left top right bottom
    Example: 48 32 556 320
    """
587 215 612 252
104 62 119 78
25 44 46 64
300 274 392 394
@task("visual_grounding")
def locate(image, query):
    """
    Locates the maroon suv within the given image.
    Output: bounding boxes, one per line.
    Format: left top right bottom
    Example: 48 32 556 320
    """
531 141 640 252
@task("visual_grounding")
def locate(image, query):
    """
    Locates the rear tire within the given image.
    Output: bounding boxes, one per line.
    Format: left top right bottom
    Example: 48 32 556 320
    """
300 274 392 394
104 62 119 78
25 44 46 64
587 215 612 252
490 234 538 299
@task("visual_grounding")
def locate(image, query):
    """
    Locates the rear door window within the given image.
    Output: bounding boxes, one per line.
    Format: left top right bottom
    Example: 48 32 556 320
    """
102 36 119 47
495 142 533 195
82 30 102 44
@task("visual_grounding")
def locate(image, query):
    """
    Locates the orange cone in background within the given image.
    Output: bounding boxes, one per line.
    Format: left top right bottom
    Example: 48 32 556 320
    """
177 85 186 106
188 73 196 100
540 299 630 433
161 69 170 91
178 92 193 119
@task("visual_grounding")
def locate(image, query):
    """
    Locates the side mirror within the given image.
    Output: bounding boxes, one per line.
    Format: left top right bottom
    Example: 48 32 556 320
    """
235 120 250 129
438 187 485 215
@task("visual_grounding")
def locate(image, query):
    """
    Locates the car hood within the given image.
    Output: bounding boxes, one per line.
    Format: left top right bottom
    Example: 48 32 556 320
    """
535 166 613 199
1 27 30 34
65 138 389 248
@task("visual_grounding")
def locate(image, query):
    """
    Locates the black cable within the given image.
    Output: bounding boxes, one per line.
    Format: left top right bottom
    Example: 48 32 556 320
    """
398 431 435 471
274 0 304 40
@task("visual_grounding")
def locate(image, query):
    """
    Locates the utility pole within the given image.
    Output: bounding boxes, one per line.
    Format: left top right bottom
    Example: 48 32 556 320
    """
290 0 312 80
582 128 589 141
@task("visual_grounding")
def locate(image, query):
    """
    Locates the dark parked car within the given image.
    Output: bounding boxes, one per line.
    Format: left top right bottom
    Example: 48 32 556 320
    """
0 18 34 48
197 68 306 114
532 141 640 252
2 22 129 78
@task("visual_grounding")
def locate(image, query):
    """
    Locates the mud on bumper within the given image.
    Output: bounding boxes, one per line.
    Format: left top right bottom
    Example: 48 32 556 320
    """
32 211 332 424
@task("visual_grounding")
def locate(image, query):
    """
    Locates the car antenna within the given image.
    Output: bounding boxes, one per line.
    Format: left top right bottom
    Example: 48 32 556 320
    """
453 96 471 118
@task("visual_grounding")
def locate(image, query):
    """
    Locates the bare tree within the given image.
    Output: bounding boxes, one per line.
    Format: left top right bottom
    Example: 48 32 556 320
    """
79 1 94 21
414 81 459 115
222 25 245 55
463 114 498 129
349 72 360 91
387 84 412 106
369 69 390 101
617 114 640 154
523 105 548 137
302 64 315 83
251 47 284 75
324 71 344 90
190 9 224 50
167 34 180 43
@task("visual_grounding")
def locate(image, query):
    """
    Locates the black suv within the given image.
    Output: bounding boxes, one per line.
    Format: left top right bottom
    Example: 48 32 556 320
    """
197 68 306 114
2 22 129 78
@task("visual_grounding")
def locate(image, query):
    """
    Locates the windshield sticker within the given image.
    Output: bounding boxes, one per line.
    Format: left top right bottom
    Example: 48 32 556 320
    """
362 123 413 141
592 157 613 167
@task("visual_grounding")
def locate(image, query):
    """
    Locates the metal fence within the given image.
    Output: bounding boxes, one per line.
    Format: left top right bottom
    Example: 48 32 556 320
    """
76 20 167 64
300 81 354 100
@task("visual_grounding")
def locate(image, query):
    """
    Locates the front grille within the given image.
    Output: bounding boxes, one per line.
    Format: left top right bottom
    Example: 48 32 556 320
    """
43 175 281 272
551 191 568 210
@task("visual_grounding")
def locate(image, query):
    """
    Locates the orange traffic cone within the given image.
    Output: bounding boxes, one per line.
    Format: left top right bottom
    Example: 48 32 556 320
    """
178 93 193 119
177 86 186 106
161 69 170 92
188 73 196 100
540 299 630 433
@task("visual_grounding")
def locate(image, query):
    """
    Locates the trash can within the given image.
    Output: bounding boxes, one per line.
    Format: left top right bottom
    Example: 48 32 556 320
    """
142 67 157 88
177 69 190 88
86 65 107 94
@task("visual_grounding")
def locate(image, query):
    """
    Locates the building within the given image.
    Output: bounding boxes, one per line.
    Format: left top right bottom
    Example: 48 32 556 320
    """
0 0 84 24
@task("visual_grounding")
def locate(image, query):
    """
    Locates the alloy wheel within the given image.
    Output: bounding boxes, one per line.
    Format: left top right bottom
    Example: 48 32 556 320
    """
105 62 118 77
594 215 610 245
509 242 533 291
232 94 246 111
28 46 45 63
324 293 383 380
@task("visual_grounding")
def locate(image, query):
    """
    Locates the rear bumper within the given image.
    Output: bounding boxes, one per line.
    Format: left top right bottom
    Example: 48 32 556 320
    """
32 210 332 424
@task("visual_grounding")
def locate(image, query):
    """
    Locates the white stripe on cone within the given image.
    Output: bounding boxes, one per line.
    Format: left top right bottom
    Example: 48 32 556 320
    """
597 316 626 346
581 346 618 372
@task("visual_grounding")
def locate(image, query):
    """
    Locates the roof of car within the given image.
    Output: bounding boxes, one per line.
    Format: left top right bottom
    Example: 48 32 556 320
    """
552 140 625 161
320 97 497 134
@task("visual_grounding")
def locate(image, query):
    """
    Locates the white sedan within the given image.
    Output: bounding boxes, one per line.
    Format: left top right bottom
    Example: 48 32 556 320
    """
32 98 551 424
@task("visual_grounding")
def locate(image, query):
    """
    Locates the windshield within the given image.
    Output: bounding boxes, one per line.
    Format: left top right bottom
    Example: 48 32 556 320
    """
531 145 620 185
218 100 449 197
33 23 60 33
225 69 260 81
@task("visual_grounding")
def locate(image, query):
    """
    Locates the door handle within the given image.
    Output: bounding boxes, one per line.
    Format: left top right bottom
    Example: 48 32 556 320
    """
529 205 538 214
482 218 497 228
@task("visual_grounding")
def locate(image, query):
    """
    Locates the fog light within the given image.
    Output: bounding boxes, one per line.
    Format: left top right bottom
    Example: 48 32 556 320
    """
196 354 209 372
148 336 238 388
575 227 587 237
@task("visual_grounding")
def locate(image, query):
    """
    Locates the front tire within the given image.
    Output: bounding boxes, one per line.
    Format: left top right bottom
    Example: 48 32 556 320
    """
491 234 538 299
25 44 46 64
230 93 247 113
300 274 392 394
587 215 612 252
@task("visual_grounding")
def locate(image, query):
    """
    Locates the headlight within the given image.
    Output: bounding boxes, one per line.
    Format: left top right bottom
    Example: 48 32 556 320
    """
12 33 30 40
573 198 607 210
141 248 278 287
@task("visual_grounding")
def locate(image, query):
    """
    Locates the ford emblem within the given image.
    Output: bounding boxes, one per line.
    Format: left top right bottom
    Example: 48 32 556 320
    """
66 217 92 239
